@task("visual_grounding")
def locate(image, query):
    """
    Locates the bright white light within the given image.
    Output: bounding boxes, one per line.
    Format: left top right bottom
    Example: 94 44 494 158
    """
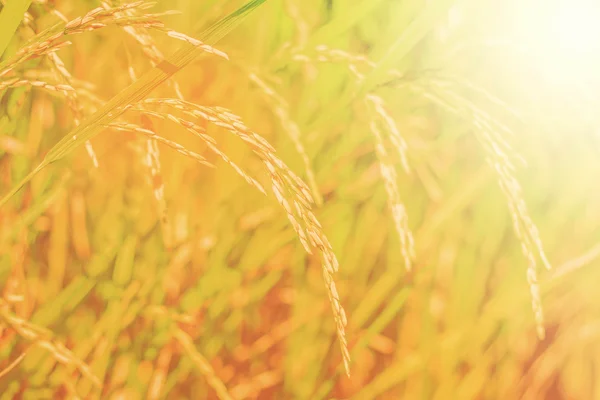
518 0 600 83
544 2 600 56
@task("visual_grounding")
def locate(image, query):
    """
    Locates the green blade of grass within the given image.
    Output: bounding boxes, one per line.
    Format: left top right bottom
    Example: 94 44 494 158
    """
0 0 32 58
359 0 459 95
308 0 388 46
113 235 137 287
0 0 268 208
352 288 411 354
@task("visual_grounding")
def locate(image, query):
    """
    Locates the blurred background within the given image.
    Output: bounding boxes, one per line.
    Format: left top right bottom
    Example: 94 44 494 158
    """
0 0 599 398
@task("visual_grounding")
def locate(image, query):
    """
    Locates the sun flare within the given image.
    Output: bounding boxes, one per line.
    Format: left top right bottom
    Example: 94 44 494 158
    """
518 0 600 81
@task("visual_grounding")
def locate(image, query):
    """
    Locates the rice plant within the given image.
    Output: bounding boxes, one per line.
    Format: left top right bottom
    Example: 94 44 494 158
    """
0 0 599 399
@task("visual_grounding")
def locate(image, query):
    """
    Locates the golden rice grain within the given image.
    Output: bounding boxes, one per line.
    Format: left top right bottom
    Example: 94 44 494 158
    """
131 97 351 375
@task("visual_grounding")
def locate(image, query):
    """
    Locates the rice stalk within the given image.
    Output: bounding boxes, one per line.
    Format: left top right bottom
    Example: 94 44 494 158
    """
0 350 27 380
367 93 415 271
47 52 99 167
419 80 551 339
103 122 214 168
0 1 200 169
293 46 415 270
127 106 267 196
0 77 74 93
141 115 172 247
429 82 551 268
0 0 256 208
147 344 174 400
293 44 378 80
172 327 234 400
122 99 350 374
3 1 586 398
0 300 101 388
127 97 351 375
0 2 155 77
230 370 282 399
247 71 322 205
292 41 550 340
104 1 187 98
553 242 600 279
284 0 309 49
368 118 415 272
122 44 172 249
13 6 100 167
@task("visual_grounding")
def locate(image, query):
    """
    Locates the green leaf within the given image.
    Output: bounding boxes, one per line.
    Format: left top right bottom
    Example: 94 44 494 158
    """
113 235 137 287
0 0 32 58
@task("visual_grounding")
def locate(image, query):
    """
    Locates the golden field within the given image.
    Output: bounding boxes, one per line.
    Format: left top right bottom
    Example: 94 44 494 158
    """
0 0 599 398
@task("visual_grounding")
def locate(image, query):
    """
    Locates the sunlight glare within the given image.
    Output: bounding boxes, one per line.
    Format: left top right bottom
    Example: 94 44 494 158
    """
519 0 600 83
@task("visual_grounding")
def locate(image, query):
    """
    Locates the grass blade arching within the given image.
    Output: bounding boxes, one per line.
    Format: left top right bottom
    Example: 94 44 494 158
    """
0 0 268 208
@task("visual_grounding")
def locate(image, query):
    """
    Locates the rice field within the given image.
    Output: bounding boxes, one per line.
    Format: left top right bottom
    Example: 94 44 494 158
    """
0 0 599 398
